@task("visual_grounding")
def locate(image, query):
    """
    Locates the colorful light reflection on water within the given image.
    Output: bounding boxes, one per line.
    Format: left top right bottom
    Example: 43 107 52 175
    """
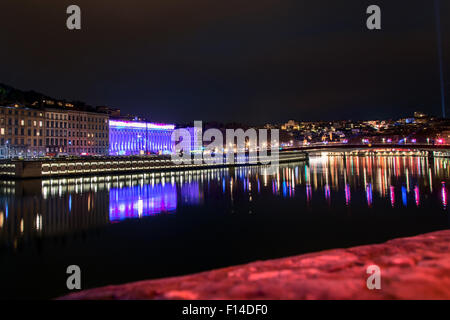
1 155 450 243
109 184 178 221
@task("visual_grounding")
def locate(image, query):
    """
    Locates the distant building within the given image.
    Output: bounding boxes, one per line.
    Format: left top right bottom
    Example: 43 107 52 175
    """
437 130 450 141
96 106 121 118
281 120 300 131
397 117 415 125
414 111 428 119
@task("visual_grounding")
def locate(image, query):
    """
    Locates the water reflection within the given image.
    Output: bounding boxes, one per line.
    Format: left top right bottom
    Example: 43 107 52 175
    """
305 155 449 209
1 155 450 248
110 184 178 221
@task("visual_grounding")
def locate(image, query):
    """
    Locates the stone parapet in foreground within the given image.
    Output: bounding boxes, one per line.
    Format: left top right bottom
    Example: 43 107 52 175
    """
61 230 450 300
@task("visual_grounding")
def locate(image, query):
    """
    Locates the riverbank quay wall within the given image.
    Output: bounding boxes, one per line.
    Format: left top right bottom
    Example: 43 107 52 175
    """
0 151 308 179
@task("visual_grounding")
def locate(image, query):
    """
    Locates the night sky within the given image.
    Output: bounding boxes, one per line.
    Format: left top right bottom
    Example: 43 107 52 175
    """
0 0 449 124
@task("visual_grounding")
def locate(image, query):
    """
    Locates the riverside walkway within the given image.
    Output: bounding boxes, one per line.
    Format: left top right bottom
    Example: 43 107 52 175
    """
0 150 308 179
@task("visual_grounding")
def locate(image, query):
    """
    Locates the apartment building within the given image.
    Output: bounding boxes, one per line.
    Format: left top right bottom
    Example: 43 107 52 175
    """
66 110 109 156
0 106 45 158
44 108 69 155
0 105 109 158
45 108 109 156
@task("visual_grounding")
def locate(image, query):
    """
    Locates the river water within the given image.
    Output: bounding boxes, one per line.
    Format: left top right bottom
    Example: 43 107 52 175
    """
1 155 449 299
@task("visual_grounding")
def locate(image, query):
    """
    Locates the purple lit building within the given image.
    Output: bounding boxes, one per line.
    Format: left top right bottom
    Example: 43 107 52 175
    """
109 120 175 155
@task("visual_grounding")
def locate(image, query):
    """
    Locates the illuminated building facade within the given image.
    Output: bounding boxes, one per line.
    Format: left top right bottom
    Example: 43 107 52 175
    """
109 120 175 155
45 108 109 156
0 106 174 158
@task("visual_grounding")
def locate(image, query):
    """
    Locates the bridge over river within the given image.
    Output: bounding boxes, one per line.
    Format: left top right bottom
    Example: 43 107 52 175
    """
284 143 450 157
